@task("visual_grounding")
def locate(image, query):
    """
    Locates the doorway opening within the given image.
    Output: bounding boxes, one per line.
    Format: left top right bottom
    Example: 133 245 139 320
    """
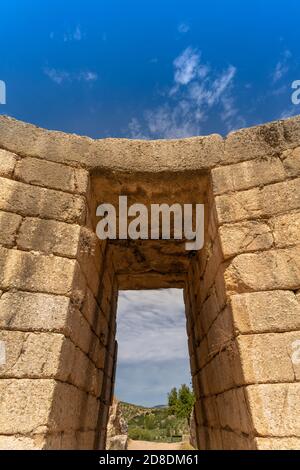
108 288 194 450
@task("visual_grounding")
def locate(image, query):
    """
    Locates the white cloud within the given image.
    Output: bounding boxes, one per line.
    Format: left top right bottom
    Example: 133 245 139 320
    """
279 106 299 120
173 47 205 86
43 68 70 84
128 47 241 138
177 22 190 34
272 50 292 83
116 289 188 363
50 26 83 42
64 25 83 42
44 67 98 84
78 71 98 82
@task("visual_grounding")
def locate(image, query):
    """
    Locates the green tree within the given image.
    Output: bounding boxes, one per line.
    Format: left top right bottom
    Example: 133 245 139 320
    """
168 387 178 415
144 413 156 430
176 384 195 419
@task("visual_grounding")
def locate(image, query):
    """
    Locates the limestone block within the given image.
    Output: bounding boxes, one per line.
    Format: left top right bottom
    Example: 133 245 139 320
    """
216 389 242 432
0 378 55 434
219 220 273 259
212 156 285 195
246 383 300 436
0 210 22 247
17 217 81 257
237 332 300 383
0 177 86 224
224 119 286 164
281 147 300 177
0 435 45 450
230 291 300 334
0 290 70 335
221 429 254 450
47 382 100 432
0 149 17 177
215 178 300 224
0 331 64 378
15 157 76 193
224 247 300 293
255 437 300 450
0 246 86 296
271 211 300 248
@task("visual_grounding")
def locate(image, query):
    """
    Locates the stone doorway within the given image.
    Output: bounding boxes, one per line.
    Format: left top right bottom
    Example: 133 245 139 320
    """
0 115 299 450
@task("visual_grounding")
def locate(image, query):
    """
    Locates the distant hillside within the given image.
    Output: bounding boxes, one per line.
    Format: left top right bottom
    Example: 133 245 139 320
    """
119 402 158 422
119 401 189 443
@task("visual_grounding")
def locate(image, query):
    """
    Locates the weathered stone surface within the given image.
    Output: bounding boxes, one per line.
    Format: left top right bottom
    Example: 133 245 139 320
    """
246 383 300 436
0 116 224 172
219 220 273 259
0 246 85 296
14 157 89 195
0 331 64 378
17 217 81 257
215 178 300 224
224 119 287 164
15 157 77 193
212 156 285 195
237 332 300 383
224 247 300 293
281 147 300 177
106 398 128 450
0 379 55 434
255 437 300 450
0 211 22 247
0 177 86 224
271 211 300 248
230 291 300 333
0 149 17 177
0 435 45 450
0 114 300 450
48 382 99 432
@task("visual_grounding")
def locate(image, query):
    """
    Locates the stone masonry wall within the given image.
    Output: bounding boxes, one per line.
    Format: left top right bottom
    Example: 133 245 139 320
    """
0 148 118 449
0 115 299 449
185 129 300 449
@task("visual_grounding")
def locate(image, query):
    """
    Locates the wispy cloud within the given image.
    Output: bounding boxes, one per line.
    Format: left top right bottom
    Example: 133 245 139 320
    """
279 106 299 120
117 289 188 363
128 47 242 138
272 49 292 83
177 22 190 34
44 67 98 84
50 25 83 42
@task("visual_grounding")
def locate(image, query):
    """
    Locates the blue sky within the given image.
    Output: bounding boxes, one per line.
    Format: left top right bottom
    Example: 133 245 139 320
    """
116 290 191 407
0 0 300 138
1 1 300 406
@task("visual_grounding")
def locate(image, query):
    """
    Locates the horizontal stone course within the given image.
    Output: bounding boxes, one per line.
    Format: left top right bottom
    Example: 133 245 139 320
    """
219 211 300 259
230 290 300 334
0 291 107 370
0 246 86 296
282 147 300 177
0 149 17 177
224 247 300 293
17 217 81 257
215 178 300 224
0 331 103 396
0 210 22 247
15 157 89 194
212 156 285 195
0 177 86 224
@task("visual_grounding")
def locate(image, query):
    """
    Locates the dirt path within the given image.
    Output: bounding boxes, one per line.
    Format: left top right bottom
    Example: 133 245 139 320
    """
127 439 188 450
